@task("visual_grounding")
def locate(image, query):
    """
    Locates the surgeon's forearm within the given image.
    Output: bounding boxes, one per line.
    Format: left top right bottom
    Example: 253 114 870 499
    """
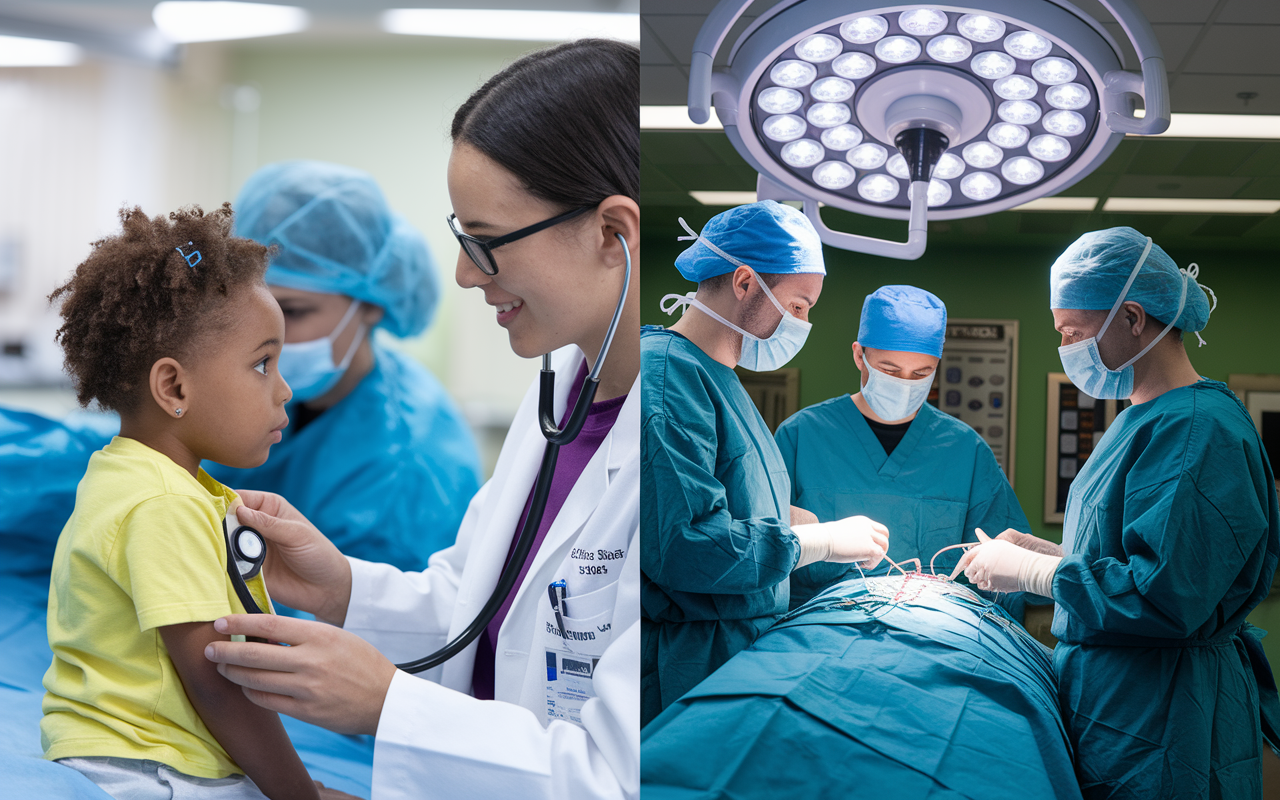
790 505 818 527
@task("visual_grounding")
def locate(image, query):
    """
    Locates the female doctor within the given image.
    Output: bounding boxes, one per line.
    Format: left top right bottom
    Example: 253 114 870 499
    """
204 38 640 800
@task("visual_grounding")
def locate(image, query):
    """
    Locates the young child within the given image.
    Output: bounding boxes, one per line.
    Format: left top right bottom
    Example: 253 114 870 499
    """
40 204 337 800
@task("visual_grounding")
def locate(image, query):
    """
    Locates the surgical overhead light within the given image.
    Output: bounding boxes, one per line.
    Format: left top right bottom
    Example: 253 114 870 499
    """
688 0 1169 259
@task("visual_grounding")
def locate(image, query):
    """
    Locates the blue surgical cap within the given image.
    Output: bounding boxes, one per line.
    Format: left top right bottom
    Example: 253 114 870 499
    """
858 285 947 358
234 160 440 338
674 200 826 282
1049 226 1213 333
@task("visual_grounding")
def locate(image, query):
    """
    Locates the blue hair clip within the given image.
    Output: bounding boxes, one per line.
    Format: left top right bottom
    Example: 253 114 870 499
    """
175 241 202 268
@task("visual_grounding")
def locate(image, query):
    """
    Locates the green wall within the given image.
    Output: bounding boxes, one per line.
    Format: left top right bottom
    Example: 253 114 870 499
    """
641 214 1280 543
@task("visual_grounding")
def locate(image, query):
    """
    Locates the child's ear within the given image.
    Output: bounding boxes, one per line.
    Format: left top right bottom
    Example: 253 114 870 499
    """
150 357 189 418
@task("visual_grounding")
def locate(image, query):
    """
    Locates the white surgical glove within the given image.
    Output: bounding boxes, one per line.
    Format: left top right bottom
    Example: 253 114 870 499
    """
950 528 1061 597
792 516 890 570
995 529 1064 557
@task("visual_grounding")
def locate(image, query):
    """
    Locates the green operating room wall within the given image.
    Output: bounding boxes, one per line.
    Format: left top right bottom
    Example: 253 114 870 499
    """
640 216 1280 543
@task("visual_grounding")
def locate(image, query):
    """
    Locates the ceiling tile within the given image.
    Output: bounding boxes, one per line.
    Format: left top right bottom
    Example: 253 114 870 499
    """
1171 141 1266 176
1192 215 1268 236
1122 140 1200 175
1217 0 1280 25
1237 177 1280 198
1179 25 1280 75
1108 174 1252 196
1169 74 1280 113
641 64 691 104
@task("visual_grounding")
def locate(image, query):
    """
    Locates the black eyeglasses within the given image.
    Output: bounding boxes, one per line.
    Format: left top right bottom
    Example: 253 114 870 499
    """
448 206 595 276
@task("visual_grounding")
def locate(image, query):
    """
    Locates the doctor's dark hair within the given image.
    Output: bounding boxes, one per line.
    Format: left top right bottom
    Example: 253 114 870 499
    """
50 203 271 413
451 38 639 208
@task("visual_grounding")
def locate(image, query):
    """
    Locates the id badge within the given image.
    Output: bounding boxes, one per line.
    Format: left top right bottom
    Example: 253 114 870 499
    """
544 645 600 726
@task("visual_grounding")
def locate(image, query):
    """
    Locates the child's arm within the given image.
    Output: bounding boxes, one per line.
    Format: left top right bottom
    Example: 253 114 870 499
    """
160 621 321 800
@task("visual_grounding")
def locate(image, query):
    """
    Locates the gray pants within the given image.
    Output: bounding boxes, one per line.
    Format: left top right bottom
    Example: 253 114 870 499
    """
58 757 270 800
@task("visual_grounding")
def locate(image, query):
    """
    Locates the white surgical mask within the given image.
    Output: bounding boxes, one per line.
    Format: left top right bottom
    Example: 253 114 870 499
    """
860 363 933 422
278 299 367 402
1057 238 1208 400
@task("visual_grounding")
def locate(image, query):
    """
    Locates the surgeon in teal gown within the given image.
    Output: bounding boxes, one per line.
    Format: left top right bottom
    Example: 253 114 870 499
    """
777 285 1031 614
642 202 890 727
956 227 1280 798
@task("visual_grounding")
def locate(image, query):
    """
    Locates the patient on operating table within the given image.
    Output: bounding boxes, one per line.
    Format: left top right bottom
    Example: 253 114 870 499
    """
39 204 345 800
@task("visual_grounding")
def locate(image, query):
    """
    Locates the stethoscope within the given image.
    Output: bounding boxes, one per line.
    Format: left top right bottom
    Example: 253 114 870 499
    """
224 233 632 677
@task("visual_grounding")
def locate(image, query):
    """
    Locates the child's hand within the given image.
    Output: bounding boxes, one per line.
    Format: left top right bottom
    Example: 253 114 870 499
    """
235 490 353 625
314 781 363 800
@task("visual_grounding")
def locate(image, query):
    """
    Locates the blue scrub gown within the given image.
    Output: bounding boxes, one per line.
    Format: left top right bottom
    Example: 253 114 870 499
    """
0 345 480 574
641 326 799 726
1050 379 1280 798
776 397 1031 615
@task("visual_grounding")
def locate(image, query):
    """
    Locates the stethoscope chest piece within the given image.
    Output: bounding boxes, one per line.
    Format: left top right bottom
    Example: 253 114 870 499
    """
224 508 266 610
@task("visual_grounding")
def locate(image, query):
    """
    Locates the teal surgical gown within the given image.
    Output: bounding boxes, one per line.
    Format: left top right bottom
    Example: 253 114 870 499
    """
776 397 1031 614
641 326 800 726
1050 379 1280 798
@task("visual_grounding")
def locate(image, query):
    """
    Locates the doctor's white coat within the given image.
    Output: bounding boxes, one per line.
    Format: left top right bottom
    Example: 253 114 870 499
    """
342 345 639 800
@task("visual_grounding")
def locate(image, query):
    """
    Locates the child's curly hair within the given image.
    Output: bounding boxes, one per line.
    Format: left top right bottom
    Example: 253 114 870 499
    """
50 203 271 413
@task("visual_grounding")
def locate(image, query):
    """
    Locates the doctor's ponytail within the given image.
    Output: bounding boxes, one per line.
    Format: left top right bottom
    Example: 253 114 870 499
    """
451 38 639 210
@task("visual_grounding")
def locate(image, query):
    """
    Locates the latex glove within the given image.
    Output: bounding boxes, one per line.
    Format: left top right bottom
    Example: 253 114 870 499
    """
205 613 396 737
950 528 1061 597
995 529 1064 557
234 489 353 626
793 516 889 570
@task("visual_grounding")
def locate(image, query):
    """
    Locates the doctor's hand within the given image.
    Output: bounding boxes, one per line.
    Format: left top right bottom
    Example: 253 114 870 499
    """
235 490 353 626
205 613 396 737
792 516 890 570
995 529 1064 557
951 528 1062 597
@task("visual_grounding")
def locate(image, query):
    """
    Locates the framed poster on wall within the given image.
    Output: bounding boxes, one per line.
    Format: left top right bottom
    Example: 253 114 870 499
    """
928 318 1019 485
736 366 800 434
1227 374 1280 492
1043 373 1126 524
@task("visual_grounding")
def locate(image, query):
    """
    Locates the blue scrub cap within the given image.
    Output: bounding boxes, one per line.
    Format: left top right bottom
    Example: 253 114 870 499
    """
674 200 825 282
234 160 440 338
1049 226 1216 335
858 285 947 358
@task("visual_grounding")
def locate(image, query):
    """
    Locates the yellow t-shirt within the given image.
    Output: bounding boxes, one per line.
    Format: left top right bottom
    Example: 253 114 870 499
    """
41 436 272 778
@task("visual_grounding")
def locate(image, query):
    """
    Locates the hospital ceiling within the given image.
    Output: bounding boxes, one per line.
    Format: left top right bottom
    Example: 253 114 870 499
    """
641 0 1280 249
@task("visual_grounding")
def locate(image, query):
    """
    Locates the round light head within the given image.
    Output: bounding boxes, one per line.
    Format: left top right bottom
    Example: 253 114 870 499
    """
875 35 922 64
840 15 888 44
1001 156 1045 185
813 160 856 189
811 76 855 102
1031 56 1077 85
962 140 1003 168
934 152 965 179
795 33 842 62
782 138 826 167
994 74 1037 100
821 124 863 150
758 86 804 114
1046 82 1091 110
970 50 1016 80
998 99 1042 125
988 122 1030 148
847 142 889 169
833 51 877 79
926 35 973 64
770 59 817 88
1003 30 1052 59
957 14 1005 43
898 8 948 37
960 171 1002 200
807 102 852 128
858 173 901 202
1043 109 1087 136
762 113 807 142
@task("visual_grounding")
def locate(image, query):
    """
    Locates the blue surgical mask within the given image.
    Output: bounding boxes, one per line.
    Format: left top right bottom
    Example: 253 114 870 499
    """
661 274 811 372
861 363 932 422
1057 237 1188 400
278 299 367 402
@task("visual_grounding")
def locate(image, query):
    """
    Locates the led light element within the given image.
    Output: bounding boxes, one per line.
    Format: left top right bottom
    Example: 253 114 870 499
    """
1031 57 1077 85
960 171 1002 200
1028 134 1071 161
155 2 309 43
998 99 1042 125
1046 82 1090 110
962 141 1003 168
988 122 1030 148
0 35 82 66
847 142 889 169
821 124 864 150
795 33 843 62
811 77 855 102
899 9 948 36
859 174 901 202
908 178 954 206
833 51 877 79
807 102 852 128
840 15 888 44
1003 30 1052 60
782 139 826 167
934 152 965 179
970 50 1016 79
813 161 857 189
1001 156 1044 184
771 60 818 88
927 35 973 64
994 74 1037 100
886 153 910 178
758 87 803 114
957 14 1006 43
763 114 808 142
875 36 922 64
1043 109 1087 136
